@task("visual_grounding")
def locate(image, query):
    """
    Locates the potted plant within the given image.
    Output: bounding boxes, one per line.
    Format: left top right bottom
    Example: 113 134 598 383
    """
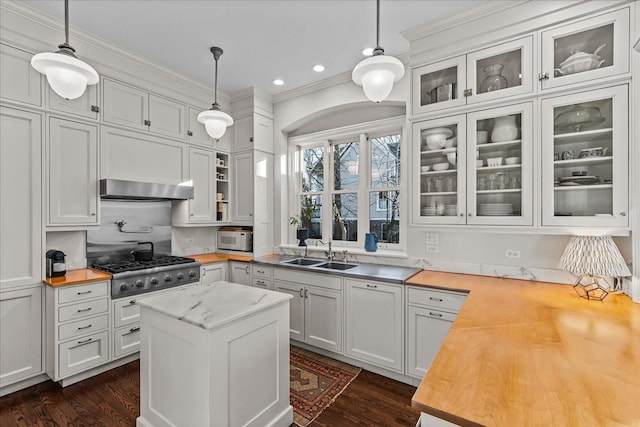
289 214 308 246
290 197 318 246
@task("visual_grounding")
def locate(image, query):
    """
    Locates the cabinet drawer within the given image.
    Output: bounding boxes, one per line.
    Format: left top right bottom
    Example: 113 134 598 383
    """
58 314 109 341
58 281 109 305
113 297 143 328
58 298 109 323
273 268 342 291
252 277 271 289
251 265 273 279
58 330 109 378
407 287 466 312
113 324 141 358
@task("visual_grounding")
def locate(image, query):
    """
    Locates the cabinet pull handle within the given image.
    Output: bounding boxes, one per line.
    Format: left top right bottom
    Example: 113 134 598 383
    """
78 338 92 344
257 270 264 274
129 299 136 305
245 266 249 274
257 280 264 285
299 288 304 297
187 130 193 136
77 324 92 330
77 290 92 295
304 289 309 299
538 72 550 81
91 105 100 113
144 119 151 126
366 284 377 288
429 312 443 318
202 269 206 276
429 297 443 302
124 326 141 335
77 307 92 312
90 213 96 216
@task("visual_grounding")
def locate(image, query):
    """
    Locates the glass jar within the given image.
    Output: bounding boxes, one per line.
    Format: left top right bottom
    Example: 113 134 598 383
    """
480 63 508 93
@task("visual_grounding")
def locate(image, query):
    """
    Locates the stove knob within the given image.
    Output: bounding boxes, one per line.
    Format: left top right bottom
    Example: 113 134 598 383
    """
135 280 145 288
150 277 159 285
176 273 185 280
188 271 197 278
164 274 172 282
120 283 129 291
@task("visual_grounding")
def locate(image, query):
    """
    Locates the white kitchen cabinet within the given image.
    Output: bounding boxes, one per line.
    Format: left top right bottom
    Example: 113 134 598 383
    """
541 85 628 228
233 114 273 153
228 261 251 285
0 43 42 107
47 117 99 226
345 279 403 371
540 8 630 91
0 106 42 291
274 280 305 341
412 36 533 116
187 106 214 147
201 262 227 285
102 77 186 139
251 264 273 289
188 147 216 222
48 84 99 120
231 151 254 222
101 125 187 185
0 286 42 388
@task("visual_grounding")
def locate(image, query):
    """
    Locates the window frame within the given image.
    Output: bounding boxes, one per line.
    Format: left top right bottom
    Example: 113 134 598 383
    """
288 116 406 251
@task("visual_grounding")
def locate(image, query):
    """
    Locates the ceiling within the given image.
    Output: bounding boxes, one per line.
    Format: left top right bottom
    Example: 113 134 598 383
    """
22 0 485 96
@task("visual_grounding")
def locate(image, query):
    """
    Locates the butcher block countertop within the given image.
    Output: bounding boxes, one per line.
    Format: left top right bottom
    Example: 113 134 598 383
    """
407 270 640 427
44 269 112 287
188 253 253 264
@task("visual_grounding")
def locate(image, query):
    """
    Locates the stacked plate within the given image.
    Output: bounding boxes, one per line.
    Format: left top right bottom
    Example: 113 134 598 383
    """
444 205 457 216
558 176 600 186
478 203 514 216
421 206 438 216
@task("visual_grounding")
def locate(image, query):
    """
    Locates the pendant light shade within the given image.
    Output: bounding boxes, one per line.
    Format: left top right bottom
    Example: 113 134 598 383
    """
352 0 404 103
31 0 98 100
198 47 233 139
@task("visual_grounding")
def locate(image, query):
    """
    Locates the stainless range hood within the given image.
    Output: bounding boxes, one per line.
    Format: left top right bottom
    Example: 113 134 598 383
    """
100 179 194 200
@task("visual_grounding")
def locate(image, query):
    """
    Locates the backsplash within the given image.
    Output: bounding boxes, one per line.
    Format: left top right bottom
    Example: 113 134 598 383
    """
46 231 87 270
172 227 218 256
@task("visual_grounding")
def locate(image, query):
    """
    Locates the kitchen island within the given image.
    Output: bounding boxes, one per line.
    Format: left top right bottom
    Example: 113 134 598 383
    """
408 271 640 427
136 281 293 427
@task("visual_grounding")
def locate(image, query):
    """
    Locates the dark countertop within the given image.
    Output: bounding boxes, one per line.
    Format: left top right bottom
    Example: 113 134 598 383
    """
253 254 421 284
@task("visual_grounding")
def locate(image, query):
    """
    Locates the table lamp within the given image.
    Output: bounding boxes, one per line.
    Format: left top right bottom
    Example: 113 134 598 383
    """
558 236 631 301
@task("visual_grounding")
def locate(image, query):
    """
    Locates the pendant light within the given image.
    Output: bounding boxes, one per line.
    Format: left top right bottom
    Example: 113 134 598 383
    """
352 0 404 103
31 0 98 100
198 47 233 139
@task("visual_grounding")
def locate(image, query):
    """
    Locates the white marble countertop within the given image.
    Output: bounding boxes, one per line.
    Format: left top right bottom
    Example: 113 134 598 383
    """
137 282 293 330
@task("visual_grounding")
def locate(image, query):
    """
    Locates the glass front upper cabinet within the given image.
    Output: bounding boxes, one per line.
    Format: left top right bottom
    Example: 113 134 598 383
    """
541 85 628 228
466 103 533 226
412 56 466 115
412 115 466 225
540 8 630 90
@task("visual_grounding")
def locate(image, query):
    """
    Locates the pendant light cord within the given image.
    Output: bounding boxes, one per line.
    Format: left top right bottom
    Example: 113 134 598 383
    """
214 56 218 106
64 0 70 46
373 0 384 56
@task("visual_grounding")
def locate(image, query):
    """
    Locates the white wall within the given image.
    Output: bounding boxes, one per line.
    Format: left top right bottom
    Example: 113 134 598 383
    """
172 227 218 256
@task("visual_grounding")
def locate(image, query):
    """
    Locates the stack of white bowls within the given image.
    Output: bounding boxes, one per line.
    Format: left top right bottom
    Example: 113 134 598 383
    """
421 206 437 216
444 205 457 216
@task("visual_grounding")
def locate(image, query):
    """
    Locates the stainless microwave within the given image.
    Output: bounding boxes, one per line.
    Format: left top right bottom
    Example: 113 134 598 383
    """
217 231 252 251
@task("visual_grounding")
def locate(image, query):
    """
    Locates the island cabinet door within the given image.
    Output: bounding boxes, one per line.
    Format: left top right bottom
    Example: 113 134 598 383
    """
304 285 342 353
274 281 304 341
406 306 456 379
345 280 403 372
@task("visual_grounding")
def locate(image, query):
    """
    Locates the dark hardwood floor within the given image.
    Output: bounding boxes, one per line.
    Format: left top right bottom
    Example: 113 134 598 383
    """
0 360 420 427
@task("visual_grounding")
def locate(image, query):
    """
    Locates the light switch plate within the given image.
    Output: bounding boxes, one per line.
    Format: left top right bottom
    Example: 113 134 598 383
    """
426 245 439 253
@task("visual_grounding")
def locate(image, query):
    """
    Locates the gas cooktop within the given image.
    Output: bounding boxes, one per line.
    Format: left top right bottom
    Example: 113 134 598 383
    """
92 256 196 274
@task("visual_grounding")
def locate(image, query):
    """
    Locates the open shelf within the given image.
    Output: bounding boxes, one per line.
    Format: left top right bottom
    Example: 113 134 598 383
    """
420 191 457 196
553 156 612 166
476 139 521 150
420 169 456 175
476 189 522 194
553 128 612 143
554 184 613 191
477 164 521 171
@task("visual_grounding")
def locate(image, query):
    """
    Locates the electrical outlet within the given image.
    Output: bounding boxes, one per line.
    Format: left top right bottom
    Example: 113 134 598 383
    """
426 245 439 253
185 238 194 244
425 232 439 245
505 249 521 259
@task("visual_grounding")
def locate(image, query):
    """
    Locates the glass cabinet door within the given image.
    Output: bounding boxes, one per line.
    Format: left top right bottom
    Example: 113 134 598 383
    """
467 36 534 104
412 56 466 116
541 8 629 90
541 85 628 227
412 116 466 225
466 103 533 226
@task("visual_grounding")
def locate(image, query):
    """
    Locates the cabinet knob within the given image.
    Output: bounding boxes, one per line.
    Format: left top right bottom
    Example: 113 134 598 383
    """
187 130 193 136
91 213 96 216
538 72 550 81
468 213 472 217
463 89 473 97
144 119 151 126
459 213 463 217
620 212 626 217
91 105 100 113
249 137 254 143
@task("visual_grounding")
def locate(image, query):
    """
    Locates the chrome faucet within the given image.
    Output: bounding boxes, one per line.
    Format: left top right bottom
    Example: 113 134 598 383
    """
317 240 333 262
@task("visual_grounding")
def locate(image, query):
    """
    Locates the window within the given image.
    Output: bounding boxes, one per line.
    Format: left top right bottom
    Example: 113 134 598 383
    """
292 120 403 249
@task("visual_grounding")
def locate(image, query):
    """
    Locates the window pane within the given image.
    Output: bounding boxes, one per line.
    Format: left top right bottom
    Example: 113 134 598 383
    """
300 195 322 239
334 142 359 191
332 193 357 242
302 147 324 192
371 134 401 188
369 191 400 244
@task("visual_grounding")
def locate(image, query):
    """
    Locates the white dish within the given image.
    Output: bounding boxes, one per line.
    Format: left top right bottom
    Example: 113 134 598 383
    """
477 131 489 144
432 162 449 171
444 137 457 148
424 134 447 150
422 127 454 138
446 152 457 165
486 157 502 167
420 165 431 173
505 157 520 165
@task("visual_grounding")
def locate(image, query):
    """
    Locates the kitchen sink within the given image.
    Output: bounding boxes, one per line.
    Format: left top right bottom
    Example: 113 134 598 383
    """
316 262 358 270
281 258 325 266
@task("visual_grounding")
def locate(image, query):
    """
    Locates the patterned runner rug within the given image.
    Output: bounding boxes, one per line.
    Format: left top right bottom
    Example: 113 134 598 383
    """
290 346 361 426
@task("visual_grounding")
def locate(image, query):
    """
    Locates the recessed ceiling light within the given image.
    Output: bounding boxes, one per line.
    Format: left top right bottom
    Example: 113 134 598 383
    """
313 64 325 73
362 47 374 56
273 79 284 86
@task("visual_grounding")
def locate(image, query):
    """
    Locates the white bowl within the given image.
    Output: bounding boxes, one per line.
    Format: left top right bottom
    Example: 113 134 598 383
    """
476 159 484 168
444 137 457 148
420 165 431 173
505 157 520 165
424 134 447 150
446 152 457 165
477 131 489 144
432 162 449 171
487 157 503 167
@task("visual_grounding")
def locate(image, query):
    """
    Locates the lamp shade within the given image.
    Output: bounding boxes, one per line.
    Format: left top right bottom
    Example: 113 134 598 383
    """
558 236 631 277
31 52 98 100
197 109 233 139
352 55 404 103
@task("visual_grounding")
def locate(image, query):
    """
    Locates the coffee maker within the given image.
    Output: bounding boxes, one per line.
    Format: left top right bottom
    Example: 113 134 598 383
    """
46 250 66 277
